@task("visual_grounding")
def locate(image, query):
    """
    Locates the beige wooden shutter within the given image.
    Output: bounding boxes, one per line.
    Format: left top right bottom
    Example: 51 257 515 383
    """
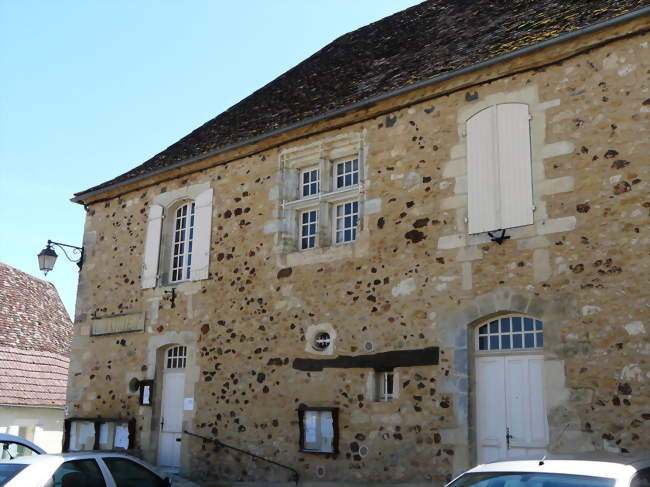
467 106 499 234
142 204 163 288
189 187 213 281
496 103 533 230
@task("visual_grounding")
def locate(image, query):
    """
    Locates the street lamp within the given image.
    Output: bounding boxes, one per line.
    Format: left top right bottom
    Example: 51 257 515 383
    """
37 240 84 275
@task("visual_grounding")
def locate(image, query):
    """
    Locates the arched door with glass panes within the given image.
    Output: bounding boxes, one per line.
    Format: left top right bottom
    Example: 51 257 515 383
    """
475 315 548 463
158 346 186 469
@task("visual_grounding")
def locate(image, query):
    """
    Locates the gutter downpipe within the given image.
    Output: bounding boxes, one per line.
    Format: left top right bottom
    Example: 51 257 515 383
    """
72 6 650 204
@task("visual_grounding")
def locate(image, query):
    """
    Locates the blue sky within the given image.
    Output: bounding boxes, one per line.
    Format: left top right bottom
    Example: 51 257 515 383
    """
0 1 420 318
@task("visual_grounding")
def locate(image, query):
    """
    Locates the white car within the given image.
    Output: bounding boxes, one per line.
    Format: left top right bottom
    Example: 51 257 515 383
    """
0 452 172 487
446 454 650 487
0 433 46 459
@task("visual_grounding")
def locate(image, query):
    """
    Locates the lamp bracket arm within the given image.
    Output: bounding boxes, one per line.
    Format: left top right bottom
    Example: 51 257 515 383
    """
48 240 84 267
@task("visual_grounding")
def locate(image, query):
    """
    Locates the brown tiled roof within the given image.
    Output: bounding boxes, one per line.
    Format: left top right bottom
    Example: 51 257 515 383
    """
0 263 72 407
0 262 72 354
0 347 69 407
76 0 650 198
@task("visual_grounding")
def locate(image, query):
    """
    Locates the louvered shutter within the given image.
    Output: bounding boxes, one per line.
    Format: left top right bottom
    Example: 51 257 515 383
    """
142 204 163 288
467 106 499 234
496 103 533 230
189 187 213 281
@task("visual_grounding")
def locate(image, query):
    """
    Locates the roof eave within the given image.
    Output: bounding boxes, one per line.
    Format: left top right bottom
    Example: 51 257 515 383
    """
72 5 650 205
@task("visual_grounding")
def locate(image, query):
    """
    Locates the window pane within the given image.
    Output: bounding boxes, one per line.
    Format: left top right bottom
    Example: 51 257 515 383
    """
512 317 522 332
103 458 166 487
489 320 498 334
536 333 544 348
536 320 544 330
478 336 487 350
513 334 522 348
479 325 487 334
489 336 499 350
52 460 107 487
524 333 535 348
524 317 534 331
501 335 511 349
500 318 510 333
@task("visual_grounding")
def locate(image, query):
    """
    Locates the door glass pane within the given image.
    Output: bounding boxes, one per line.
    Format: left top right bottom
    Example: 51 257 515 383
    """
489 320 499 334
513 334 522 348
501 335 511 349
478 336 487 350
52 460 107 487
536 333 544 348
524 333 535 348
512 317 522 332
489 336 499 350
500 318 510 332
524 317 534 331
103 458 167 487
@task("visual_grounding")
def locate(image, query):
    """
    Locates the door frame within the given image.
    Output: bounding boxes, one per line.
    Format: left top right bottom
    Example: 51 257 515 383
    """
469 313 549 465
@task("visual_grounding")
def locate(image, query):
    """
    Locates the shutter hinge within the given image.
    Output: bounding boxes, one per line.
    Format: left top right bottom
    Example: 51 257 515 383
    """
461 128 467 137
464 216 469 224
528 113 533 120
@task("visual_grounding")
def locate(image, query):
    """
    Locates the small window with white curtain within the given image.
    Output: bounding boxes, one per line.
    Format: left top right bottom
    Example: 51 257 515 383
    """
466 103 533 234
299 407 338 453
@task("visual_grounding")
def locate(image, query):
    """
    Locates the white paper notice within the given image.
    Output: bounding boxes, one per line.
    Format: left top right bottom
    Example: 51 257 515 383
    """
114 424 129 449
142 385 150 405
183 397 194 411
99 423 109 445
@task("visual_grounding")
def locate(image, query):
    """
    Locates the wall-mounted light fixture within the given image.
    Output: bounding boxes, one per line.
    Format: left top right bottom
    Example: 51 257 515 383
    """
37 240 84 275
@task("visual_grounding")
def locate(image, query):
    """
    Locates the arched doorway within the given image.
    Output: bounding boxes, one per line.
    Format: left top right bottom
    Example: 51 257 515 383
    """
475 314 548 463
157 345 187 469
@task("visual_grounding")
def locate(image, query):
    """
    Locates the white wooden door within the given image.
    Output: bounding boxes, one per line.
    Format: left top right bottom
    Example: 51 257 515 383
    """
476 354 548 463
157 371 184 468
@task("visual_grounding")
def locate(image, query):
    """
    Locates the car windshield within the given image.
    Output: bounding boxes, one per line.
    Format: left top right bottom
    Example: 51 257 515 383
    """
0 464 28 486
448 472 616 487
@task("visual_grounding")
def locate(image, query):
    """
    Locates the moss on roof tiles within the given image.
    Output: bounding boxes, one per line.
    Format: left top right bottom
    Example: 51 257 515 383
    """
77 0 650 198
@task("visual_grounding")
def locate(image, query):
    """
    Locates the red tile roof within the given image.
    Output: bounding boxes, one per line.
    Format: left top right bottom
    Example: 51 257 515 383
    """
0 347 69 406
0 263 72 407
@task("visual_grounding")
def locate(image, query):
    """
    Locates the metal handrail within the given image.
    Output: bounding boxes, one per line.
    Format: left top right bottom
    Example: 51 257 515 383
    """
183 430 299 484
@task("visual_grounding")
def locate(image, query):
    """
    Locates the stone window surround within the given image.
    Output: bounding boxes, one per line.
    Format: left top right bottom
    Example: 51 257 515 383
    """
437 85 577 288
268 131 382 267
151 182 212 287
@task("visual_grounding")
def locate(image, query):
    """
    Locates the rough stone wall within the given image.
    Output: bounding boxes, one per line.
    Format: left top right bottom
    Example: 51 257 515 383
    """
69 31 649 485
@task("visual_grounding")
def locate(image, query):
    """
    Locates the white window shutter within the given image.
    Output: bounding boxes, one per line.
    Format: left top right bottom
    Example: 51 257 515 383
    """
142 204 163 288
496 103 533 230
189 187 213 281
467 106 499 234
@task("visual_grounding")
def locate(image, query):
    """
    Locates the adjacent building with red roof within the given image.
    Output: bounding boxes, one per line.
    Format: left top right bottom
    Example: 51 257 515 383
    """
0 262 72 452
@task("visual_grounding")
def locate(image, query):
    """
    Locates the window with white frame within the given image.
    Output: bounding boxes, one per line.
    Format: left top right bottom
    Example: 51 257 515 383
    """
280 134 364 253
301 167 320 198
300 209 318 250
475 315 543 353
334 201 358 244
299 407 338 453
466 103 533 234
170 202 195 282
375 371 396 402
166 345 187 369
335 158 359 189
141 183 213 289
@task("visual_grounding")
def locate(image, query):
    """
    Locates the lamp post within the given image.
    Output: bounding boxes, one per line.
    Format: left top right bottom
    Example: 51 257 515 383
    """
37 240 84 275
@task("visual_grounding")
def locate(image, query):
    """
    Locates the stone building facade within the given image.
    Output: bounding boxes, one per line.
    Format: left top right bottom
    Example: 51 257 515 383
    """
69 2 650 485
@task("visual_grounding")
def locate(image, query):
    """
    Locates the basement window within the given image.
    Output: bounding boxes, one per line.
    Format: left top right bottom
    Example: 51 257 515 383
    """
299 407 338 454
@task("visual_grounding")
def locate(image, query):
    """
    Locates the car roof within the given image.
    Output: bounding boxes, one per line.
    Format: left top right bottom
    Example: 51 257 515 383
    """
0 451 139 466
0 433 46 454
468 454 650 479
